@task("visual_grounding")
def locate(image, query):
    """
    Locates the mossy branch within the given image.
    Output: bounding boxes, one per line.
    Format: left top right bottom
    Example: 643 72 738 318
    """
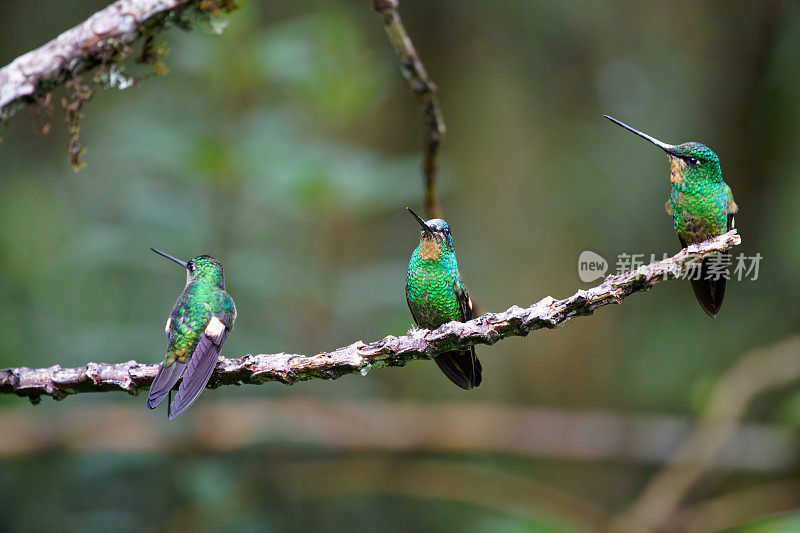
0 0 236 124
0 231 740 404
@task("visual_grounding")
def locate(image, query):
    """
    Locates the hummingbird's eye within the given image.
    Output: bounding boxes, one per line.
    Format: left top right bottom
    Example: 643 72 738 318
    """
687 157 699 166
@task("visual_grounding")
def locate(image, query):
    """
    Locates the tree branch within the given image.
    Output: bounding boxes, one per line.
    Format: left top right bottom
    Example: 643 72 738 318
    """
373 0 445 219
0 230 740 403
611 333 800 532
263 456 610 530
672 480 800 533
2 395 794 473
0 0 236 123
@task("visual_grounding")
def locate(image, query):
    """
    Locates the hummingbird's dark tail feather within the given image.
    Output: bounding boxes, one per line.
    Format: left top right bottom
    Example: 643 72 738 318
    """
434 347 482 390
146 361 187 410
168 332 226 420
679 236 728 318
689 257 727 318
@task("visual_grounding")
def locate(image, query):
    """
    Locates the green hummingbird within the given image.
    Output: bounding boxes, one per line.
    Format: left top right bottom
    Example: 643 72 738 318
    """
605 115 738 318
146 248 236 419
405 208 482 389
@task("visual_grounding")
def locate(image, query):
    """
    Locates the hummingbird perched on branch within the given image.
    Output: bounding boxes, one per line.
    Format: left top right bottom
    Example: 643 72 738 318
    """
605 115 738 318
405 208 482 389
147 248 236 419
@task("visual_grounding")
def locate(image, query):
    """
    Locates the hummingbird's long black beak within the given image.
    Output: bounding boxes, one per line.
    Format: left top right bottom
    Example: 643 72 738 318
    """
151 248 189 270
406 207 436 238
604 115 679 156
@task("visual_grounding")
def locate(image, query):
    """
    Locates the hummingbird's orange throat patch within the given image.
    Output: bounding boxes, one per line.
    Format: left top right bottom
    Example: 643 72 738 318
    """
418 236 441 260
668 155 686 185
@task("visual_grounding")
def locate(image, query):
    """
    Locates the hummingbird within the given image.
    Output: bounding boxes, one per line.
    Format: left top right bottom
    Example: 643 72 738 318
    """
405 208 482 389
605 115 738 318
146 248 236 419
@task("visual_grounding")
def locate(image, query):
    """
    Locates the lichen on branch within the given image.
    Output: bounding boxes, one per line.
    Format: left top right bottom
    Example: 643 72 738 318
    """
0 0 236 158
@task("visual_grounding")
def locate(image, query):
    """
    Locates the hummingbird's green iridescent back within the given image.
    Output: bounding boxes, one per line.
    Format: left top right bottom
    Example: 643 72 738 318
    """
147 252 236 419
605 116 738 317
405 213 481 389
166 258 235 365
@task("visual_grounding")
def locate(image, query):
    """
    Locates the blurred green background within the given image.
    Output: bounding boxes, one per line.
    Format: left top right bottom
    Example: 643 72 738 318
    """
1 1 799 531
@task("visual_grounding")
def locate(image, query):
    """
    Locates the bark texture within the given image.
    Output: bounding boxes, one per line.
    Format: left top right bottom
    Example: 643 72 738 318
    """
0 0 234 122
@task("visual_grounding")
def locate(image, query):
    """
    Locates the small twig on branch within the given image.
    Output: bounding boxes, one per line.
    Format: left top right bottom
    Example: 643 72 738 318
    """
373 0 445 219
0 0 237 124
0 231 740 403
611 334 800 533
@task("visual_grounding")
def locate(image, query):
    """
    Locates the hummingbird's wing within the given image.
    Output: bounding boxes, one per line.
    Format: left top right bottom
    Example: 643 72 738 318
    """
168 302 234 420
146 356 187 410
432 278 482 390
147 311 189 410
726 186 738 230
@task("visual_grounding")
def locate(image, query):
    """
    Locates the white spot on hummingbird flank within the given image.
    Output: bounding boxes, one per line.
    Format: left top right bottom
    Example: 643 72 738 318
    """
165 317 171 335
205 316 226 342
